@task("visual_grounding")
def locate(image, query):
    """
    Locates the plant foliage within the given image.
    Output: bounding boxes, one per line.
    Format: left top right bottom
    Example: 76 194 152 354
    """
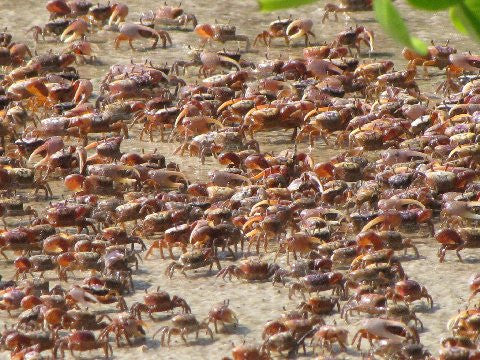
258 0 480 54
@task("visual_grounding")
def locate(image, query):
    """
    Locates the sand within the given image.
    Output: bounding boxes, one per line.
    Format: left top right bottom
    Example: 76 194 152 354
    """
0 0 478 359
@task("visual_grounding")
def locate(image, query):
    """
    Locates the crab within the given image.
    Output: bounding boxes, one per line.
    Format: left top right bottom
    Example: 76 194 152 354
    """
436 227 480 262
115 23 172 50
195 23 250 51
173 132 227 164
261 331 300 357
254 17 292 47
289 272 345 299
297 295 340 315
310 325 349 353
386 303 424 330
0 167 53 199
331 26 374 55
352 318 419 350
341 293 387 323
323 0 373 23
386 279 434 309
141 4 198 29
99 312 146 347
153 314 213 346
171 49 241 77
285 19 316 46
216 258 279 282
53 330 112 358
165 248 221 278
60 310 111 331
0 199 38 227
130 287 191 320
205 299 239 333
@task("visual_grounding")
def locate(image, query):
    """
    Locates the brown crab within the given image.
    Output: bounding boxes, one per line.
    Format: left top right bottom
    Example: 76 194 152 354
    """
130 287 191 320
165 248 221 278
153 313 213 346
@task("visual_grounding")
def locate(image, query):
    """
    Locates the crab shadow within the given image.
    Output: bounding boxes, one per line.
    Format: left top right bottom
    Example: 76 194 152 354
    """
147 335 216 349
369 51 395 58
132 268 150 275
411 302 438 314
147 313 177 322
400 254 426 262
222 324 250 336
458 256 480 264
180 270 219 280
132 278 152 291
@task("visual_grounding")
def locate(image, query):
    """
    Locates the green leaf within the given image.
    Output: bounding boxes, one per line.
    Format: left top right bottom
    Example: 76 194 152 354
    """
410 37 428 54
258 0 318 11
406 0 461 11
373 0 428 55
450 6 468 34
457 0 480 41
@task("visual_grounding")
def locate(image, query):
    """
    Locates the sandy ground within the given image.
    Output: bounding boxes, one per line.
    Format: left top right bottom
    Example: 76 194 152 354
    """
0 0 479 359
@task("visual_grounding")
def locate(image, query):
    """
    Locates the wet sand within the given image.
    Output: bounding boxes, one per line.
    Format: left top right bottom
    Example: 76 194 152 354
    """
0 0 479 359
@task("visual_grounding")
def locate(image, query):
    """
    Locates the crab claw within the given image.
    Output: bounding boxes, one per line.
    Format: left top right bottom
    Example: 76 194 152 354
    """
218 55 241 71
147 169 189 189
242 215 264 231
116 23 160 49
210 170 252 187
72 79 93 104
174 108 190 128
306 59 343 78
378 199 425 210
304 107 330 122
449 53 480 72
250 199 274 214
108 3 129 26
46 0 71 17
361 318 417 343
28 136 64 163
448 144 480 159
76 147 87 174
364 29 374 52
361 215 386 233
68 285 98 306
65 174 85 191
286 19 313 40
60 18 88 43
217 98 243 113
25 79 49 100
194 23 215 40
